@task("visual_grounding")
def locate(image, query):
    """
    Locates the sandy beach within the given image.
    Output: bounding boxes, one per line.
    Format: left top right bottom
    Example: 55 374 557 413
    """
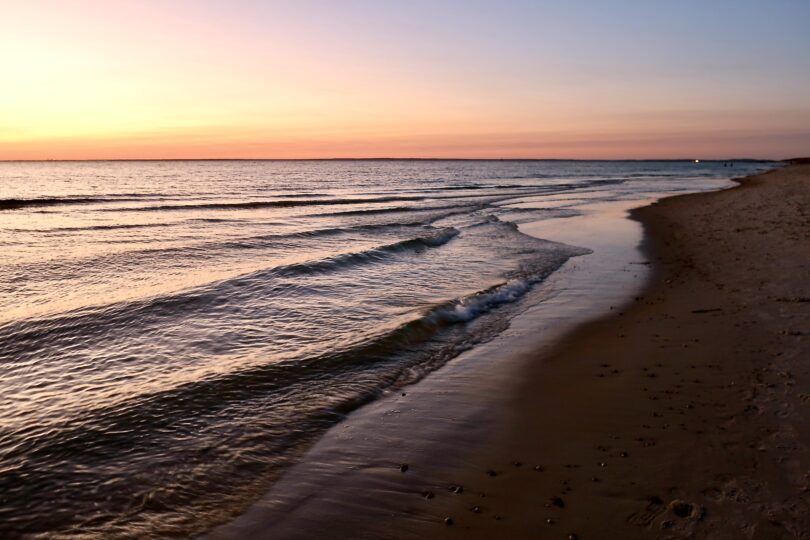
202 163 808 540
415 162 810 539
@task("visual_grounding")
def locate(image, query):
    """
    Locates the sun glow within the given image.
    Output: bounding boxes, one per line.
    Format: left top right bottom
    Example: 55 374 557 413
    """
2 1 809 160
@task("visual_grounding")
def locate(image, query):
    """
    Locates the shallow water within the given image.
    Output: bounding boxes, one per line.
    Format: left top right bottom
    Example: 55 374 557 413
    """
0 159 771 538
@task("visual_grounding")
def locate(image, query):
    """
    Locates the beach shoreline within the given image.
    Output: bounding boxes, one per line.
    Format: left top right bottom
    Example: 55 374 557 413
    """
202 195 661 539
206 164 810 539
421 162 810 539
208 162 809 539
199 164 804 539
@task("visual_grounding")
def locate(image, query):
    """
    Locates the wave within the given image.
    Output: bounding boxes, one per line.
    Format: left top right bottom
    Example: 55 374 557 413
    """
315 205 424 216
191 217 251 223
429 279 534 323
207 222 435 253
316 203 482 217
110 195 429 212
0 196 142 211
0 195 435 212
10 222 176 233
15 220 421 240
258 227 459 276
0 227 460 358
265 192 335 198
419 183 536 192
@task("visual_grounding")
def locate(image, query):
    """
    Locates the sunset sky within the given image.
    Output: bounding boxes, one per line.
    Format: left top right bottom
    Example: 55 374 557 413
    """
2 0 809 160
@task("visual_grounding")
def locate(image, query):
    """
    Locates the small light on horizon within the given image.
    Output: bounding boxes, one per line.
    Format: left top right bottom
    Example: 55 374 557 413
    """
694 159 700 163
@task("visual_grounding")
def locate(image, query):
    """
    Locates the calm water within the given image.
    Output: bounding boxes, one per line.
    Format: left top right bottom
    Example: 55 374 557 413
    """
0 160 771 538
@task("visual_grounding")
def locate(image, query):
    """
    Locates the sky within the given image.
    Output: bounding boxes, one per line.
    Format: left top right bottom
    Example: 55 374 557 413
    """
1 0 809 160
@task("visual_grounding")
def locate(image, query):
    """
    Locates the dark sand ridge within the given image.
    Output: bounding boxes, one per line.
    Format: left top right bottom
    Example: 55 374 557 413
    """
421 163 810 539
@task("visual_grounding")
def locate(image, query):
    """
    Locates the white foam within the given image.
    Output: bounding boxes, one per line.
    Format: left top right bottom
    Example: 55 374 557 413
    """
433 278 533 323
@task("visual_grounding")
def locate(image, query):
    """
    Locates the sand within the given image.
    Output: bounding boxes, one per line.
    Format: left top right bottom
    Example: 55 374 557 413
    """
421 163 810 539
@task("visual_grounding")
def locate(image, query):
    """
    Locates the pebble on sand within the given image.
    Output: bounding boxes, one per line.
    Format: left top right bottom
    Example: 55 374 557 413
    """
399 464 409 472
669 499 696 518
444 517 454 526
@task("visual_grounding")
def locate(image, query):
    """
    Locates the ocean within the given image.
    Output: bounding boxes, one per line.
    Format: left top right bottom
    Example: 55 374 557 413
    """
0 159 771 538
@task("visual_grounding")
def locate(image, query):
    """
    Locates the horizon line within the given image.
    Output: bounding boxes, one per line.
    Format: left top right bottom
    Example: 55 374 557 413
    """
0 157 781 163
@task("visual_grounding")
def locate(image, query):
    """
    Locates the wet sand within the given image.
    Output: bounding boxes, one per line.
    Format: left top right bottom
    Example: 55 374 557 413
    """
428 163 810 539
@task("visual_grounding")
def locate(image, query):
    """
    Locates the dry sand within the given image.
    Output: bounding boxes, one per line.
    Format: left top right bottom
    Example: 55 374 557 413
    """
424 163 810 539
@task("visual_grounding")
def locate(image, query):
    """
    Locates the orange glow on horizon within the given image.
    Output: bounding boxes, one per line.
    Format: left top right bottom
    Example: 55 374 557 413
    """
2 1 809 161
2 130 806 161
